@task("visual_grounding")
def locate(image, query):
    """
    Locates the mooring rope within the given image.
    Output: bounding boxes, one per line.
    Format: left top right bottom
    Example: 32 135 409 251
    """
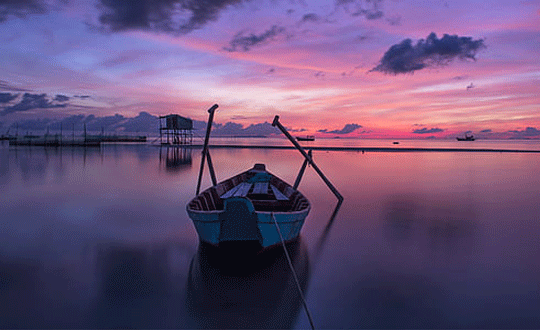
272 213 316 330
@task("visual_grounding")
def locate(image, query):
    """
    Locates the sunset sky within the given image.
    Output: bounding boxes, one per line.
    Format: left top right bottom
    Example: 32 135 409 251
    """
1 0 539 138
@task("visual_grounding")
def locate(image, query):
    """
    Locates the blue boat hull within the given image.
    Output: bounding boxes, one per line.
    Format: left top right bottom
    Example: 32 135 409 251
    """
187 197 309 248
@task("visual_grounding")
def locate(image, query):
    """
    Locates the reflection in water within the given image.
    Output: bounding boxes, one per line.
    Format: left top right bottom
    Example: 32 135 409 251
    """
159 146 192 172
0 242 197 328
311 200 343 267
383 195 477 254
1 144 539 328
2 146 104 183
187 239 310 329
334 268 450 329
90 242 195 329
0 256 42 328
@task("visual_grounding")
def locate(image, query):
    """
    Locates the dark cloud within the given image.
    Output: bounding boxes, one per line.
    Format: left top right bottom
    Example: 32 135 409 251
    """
298 13 332 24
11 112 158 133
412 127 444 134
54 94 70 102
212 122 243 135
84 114 125 131
56 114 88 129
318 123 362 134
0 0 47 23
371 32 486 75
287 127 307 133
115 111 158 132
0 93 18 103
0 93 68 116
224 25 286 52
301 13 320 23
212 121 278 136
336 0 384 20
8 112 287 137
480 129 492 133
357 34 369 41
508 127 540 138
466 82 475 90
97 0 248 35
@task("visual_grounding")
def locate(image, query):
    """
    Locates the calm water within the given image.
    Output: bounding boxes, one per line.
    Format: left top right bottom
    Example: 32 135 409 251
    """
1 140 539 328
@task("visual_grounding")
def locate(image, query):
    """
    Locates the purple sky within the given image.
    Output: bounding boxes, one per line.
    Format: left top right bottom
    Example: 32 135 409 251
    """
0 0 539 138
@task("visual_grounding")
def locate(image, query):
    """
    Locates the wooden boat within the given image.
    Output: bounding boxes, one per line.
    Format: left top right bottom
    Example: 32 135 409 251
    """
187 163 310 249
456 134 475 141
296 135 315 141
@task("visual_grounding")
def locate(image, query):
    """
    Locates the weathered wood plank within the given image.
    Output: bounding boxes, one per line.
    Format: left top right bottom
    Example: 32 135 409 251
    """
271 184 289 200
252 182 269 194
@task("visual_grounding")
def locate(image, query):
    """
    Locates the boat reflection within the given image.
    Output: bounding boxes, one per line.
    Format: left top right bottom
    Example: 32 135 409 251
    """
186 238 310 329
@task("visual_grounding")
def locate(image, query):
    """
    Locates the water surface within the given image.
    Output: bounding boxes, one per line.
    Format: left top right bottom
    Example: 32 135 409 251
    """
1 141 539 328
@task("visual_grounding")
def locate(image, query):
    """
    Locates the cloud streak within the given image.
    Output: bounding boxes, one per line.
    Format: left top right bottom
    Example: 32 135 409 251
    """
371 33 486 74
318 123 362 135
0 80 31 92
224 25 286 52
412 127 444 134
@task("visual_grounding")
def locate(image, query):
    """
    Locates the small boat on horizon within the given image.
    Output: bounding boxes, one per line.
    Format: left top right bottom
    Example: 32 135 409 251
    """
457 134 475 141
296 135 315 141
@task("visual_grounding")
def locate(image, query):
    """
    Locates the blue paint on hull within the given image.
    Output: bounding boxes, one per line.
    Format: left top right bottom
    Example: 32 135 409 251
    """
187 199 309 248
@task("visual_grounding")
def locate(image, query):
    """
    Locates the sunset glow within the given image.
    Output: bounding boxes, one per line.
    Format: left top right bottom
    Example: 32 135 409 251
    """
1 0 539 138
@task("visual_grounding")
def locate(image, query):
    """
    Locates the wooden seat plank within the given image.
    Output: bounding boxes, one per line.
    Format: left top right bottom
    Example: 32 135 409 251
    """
234 182 253 197
252 182 269 194
220 184 241 199
271 184 289 200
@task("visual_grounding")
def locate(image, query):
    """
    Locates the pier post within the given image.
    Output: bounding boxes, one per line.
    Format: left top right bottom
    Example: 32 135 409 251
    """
196 104 219 195
272 116 343 202
293 149 312 190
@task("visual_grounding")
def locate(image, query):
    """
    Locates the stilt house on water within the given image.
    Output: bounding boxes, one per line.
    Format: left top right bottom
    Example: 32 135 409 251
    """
159 114 193 145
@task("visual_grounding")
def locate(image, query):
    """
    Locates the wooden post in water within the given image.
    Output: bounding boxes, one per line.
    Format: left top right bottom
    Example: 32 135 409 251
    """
196 104 219 195
272 115 343 202
294 149 312 190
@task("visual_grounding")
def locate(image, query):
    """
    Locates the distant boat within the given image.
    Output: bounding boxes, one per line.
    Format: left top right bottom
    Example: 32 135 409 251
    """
393 141 399 145
296 135 315 141
187 163 310 249
456 134 475 141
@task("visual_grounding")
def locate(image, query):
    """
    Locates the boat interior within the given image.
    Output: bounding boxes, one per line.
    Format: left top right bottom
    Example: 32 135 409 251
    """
188 164 309 213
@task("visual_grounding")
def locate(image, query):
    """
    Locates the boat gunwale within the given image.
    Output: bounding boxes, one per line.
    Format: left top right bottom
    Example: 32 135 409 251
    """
186 166 310 215
187 205 311 220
